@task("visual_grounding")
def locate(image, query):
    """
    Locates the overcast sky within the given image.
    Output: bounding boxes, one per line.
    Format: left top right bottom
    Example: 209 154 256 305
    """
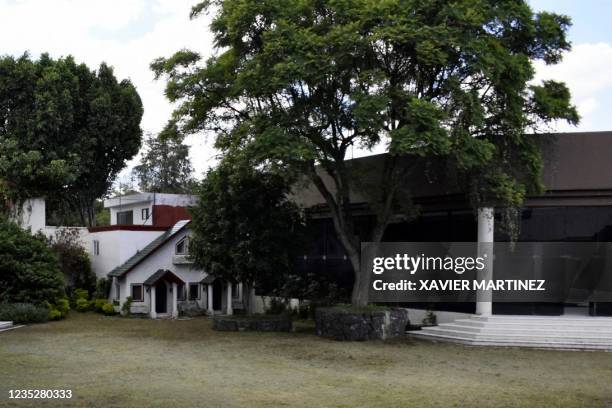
2 0 611 182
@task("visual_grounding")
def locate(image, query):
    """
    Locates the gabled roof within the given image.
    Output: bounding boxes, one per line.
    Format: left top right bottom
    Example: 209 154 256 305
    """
108 220 190 278
143 269 185 285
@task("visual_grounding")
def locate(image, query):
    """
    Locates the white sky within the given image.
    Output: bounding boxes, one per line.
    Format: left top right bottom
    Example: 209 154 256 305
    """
2 0 611 184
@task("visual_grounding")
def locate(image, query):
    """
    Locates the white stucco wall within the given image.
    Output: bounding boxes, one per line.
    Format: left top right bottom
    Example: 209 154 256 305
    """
89 229 165 279
109 202 153 226
114 230 208 315
11 198 46 233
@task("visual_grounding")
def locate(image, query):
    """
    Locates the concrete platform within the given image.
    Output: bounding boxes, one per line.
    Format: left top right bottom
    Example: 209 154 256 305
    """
409 315 612 350
0 321 15 332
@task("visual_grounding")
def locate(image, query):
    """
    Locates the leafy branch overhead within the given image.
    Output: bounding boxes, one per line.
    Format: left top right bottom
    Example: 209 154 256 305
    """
153 0 578 306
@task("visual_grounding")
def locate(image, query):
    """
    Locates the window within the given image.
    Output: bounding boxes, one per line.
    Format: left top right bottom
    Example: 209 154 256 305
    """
93 240 100 256
232 283 240 299
189 283 200 300
117 210 133 225
131 284 143 302
177 283 186 301
141 208 150 221
175 237 189 255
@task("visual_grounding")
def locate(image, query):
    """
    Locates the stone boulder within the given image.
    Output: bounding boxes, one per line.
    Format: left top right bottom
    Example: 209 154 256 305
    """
315 307 409 341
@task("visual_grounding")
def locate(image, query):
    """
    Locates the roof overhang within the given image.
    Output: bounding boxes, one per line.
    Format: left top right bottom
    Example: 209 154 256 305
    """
143 269 185 286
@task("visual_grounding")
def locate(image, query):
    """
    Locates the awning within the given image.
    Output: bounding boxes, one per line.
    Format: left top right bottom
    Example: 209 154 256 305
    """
144 269 185 286
200 275 217 285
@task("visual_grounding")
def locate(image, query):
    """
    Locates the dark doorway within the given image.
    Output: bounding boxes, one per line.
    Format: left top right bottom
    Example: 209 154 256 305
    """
212 279 222 311
155 282 167 313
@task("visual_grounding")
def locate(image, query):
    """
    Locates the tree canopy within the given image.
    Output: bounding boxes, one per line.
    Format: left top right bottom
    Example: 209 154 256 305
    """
153 0 579 305
189 157 304 310
0 53 143 225
133 123 196 193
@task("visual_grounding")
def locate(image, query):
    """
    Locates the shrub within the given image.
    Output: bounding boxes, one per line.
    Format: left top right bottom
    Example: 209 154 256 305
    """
0 220 64 304
265 298 288 315
74 288 89 300
0 303 49 324
93 299 107 312
94 278 111 300
121 296 133 316
47 229 96 295
75 298 90 312
101 302 117 316
45 298 70 320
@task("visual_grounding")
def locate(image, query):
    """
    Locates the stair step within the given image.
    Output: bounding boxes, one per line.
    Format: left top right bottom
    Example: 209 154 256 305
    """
419 327 612 343
410 331 612 350
0 321 13 330
436 323 612 336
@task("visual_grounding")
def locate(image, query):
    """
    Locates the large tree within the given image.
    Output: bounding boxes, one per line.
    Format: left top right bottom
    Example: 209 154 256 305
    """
152 0 578 306
190 156 304 312
0 53 143 225
132 123 196 193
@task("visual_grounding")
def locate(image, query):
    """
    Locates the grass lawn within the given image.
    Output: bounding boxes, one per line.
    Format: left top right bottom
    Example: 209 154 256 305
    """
1 313 612 407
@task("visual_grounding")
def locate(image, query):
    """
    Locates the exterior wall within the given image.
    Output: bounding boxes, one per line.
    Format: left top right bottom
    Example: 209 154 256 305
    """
11 198 46 233
109 202 153 226
89 229 165 279
114 231 208 314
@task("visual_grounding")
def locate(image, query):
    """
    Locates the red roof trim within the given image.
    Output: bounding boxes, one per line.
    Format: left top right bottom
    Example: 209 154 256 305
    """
88 225 169 233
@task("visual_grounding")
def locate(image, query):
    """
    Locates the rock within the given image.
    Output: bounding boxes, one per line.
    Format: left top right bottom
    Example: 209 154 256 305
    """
213 315 292 332
315 307 409 341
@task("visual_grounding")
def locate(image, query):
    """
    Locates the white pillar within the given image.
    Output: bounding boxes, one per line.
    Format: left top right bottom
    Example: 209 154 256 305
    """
150 286 157 319
476 207 494 316
226 282 233 315
171 282 178 318
207 285 213 314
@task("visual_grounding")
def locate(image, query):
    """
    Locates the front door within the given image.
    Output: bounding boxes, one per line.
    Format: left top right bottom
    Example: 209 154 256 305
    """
155 282 167 314
212 280 222 311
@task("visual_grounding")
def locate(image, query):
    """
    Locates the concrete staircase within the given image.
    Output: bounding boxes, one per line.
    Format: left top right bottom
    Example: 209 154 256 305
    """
0 321 15 332
409 315 612 350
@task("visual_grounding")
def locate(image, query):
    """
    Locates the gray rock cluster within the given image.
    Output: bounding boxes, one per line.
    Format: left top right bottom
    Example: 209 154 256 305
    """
315 308 409 341
213 315 292 332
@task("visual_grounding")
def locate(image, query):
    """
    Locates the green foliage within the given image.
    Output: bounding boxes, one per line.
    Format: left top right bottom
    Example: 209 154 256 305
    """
0 303 49 324
121 296 133 316
132 123 197 193
74 288 89 301
0 53 143 225
0 220 64 304
45 297 70 320
75 298 91 312
155 0 579 305
47 229 96 295
93 298 108 313
190 157 305 300
101 302 117 316
94 278 111 300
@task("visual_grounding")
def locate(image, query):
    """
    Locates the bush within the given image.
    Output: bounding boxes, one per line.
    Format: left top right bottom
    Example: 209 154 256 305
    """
47 229 96 295
121 296 133 316
94 278 111 300
0 303 49 324
74 288 89 300
75 298 90 312
265 298 288 315
101 302 117 316
45 298 70 320
0 220 64 304
93 298 107 312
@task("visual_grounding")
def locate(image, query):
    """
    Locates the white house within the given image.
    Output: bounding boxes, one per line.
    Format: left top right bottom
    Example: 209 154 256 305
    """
14 193 266 317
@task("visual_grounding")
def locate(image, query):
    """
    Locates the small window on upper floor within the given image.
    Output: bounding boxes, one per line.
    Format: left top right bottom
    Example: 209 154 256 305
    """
141 208 150 221
175 237 189 255
93 240 100 256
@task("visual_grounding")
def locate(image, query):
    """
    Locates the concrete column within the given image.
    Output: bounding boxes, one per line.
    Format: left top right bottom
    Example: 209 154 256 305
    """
171 282 178 318
476 207 494 316
150 286 157 319
207 285 213 313
226 282 233 315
